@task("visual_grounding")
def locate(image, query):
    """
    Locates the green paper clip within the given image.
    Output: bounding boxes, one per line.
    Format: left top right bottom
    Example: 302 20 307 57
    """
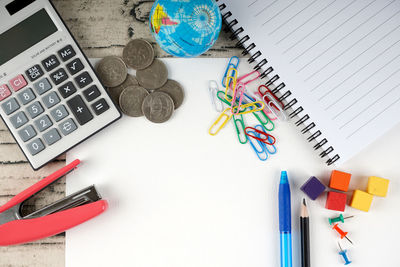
233 114 248 144
253 110 275 131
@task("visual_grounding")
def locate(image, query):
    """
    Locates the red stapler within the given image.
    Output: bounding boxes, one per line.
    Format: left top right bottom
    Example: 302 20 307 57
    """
0 159 107 246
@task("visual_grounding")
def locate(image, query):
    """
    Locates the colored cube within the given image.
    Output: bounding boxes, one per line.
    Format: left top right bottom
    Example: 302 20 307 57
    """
367 176 389 197
329 170 351 192
300 176 326 200
326 191 347 212
350 190 373 212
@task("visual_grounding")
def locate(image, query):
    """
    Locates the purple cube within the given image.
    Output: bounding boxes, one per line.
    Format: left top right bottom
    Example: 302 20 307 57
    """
300 176 326 200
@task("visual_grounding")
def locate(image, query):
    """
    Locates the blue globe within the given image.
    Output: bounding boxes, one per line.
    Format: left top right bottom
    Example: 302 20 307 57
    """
149 0 222 58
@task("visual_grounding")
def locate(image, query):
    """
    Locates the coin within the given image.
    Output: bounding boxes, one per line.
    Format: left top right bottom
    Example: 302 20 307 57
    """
107 75 139 105
136 59 168 90
158 79 184 109
142 92 174 123
119 85 149 117
96 56 127 87
123 39 155 70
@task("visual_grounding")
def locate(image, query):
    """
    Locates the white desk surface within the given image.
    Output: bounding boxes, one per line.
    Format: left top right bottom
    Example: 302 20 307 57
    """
66 58 399 267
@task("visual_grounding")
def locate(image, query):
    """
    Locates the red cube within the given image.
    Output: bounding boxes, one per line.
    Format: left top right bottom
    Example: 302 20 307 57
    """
325 191 347 212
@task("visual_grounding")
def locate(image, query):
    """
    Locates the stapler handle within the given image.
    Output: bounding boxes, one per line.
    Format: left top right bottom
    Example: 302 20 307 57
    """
0 159 81 214
0 200 107 246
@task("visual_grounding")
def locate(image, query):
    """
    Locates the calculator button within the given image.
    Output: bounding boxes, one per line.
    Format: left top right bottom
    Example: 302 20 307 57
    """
18 125 37 142
42 55 60 72
25 65 44 82
0 84 11 101
34 78 52 95
50 68 69 85
1 98 20 115
34 115 53 132
92 98 109 115
58 81 77 99
10 111 28 129
9 74 27 92
42 91 60 108
58 45 76 62
67 95 93 125
50 104 69 122
74 71 93 88
27 138 45 156
17 88 36 105
83 85 101 102
59 118 77 136
27 101 44 119
43 128 61 146
66 58 84 75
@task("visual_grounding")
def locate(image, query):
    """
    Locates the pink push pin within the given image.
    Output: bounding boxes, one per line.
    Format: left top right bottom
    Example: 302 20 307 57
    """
332 224 353 244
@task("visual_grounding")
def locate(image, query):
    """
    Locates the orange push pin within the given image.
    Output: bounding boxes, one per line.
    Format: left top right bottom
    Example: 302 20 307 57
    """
332 224 353 244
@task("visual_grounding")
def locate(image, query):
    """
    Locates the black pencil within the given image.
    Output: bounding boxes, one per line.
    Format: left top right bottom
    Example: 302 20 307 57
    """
301 198 310 267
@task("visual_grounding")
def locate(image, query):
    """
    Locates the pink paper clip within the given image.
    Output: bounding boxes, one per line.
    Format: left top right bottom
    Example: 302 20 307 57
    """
231 82 246 115
237 70 260 86
244 126 276 145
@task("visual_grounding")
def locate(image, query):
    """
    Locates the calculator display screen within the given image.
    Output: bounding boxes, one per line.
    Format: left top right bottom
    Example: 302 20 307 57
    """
0 9 58 66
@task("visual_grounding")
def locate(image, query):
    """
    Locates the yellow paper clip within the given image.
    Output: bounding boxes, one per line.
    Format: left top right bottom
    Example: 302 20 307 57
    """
232 101 265 115
209 107 233 136
224 67 237 101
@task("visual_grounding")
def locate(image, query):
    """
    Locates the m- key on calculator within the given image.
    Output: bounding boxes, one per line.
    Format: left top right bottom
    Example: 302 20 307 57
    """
0 0 121 170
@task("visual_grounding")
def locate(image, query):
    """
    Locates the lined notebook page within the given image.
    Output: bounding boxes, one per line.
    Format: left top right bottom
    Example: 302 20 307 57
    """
220 0 400 164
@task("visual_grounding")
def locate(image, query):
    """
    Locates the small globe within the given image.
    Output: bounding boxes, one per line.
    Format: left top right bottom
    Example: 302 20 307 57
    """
149 0 222 58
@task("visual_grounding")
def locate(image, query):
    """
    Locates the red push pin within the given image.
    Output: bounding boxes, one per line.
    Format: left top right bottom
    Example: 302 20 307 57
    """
332 224 353 244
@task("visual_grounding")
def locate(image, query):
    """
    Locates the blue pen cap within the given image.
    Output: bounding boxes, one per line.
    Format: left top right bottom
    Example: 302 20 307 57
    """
279 171 291 232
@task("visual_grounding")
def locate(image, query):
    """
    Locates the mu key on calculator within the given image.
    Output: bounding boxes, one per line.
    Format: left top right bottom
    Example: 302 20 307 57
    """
0 0 121 170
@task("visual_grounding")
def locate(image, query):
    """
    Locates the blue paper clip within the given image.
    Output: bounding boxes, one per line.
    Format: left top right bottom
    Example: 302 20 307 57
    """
233 114 248 144
247 130 268 161
255 125 277 154
221 56 240 87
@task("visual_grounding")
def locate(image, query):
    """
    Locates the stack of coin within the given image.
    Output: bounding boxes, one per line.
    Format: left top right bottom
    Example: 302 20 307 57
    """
95 39 184 123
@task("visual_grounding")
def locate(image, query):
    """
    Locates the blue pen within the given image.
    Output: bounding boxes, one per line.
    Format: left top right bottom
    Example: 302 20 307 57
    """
279 171 292 267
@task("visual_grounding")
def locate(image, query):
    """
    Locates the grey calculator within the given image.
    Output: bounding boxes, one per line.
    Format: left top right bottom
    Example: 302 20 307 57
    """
0 0 121 170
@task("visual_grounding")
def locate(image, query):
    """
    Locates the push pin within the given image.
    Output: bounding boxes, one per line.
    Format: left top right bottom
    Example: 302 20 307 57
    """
338 242 352 265
332 223 353 244
329 214 354 225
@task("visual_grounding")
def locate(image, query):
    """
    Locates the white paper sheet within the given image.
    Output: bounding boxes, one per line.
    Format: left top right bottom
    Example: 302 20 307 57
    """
66 58 400 267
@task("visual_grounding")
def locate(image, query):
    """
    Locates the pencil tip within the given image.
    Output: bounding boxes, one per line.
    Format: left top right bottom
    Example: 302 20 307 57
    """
303 198 306 206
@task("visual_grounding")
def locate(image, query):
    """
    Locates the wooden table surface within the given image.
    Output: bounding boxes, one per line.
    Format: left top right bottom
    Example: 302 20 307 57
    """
0 1 241 266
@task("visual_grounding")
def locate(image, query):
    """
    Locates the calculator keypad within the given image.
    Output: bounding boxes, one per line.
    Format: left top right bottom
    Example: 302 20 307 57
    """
0 44 114 160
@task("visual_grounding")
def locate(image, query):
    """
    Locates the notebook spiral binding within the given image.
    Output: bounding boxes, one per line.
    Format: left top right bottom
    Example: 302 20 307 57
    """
217 1 340 165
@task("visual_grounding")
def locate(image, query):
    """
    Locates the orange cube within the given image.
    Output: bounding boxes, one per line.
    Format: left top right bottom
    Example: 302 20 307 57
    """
329 170 351 192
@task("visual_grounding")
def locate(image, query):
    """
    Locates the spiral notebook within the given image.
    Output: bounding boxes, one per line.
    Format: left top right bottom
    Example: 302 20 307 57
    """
217 0 400 165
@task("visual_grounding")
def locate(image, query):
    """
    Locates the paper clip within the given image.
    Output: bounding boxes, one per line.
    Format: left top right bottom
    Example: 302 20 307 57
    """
253 109 275 131
258 85 283 110
237 70 260 86
222 56 240 87
233 101 264 115
233 114 248 144
245 126 276 145
208 80 224 112
224 67 238 101
247 130 268 161
263 93 287 121
231 82 246 115
208 107 233 136
255 125 277 154
217 91 248 113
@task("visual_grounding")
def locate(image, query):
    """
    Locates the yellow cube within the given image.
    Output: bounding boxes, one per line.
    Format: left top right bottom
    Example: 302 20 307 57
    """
350 190 373 212
367 176 389 197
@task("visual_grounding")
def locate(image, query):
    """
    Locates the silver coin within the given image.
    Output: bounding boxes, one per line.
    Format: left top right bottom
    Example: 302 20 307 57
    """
119 85 149 117
96 56 127 87
158 79 184 109
136 59 168 90
142 92 174 123
107 75 139 105
123 39 155 70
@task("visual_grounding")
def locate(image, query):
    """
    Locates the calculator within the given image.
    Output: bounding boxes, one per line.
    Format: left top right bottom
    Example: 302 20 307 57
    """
0 0 121 170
